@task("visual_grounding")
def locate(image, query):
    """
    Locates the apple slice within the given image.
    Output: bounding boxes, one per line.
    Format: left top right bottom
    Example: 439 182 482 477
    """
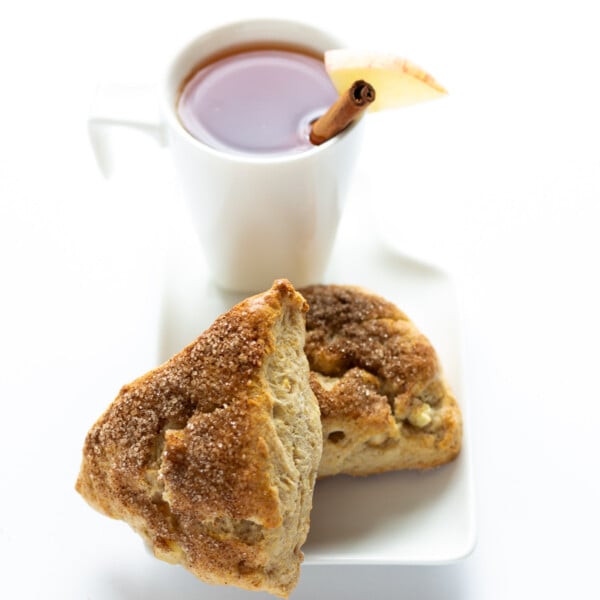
324 49 447 112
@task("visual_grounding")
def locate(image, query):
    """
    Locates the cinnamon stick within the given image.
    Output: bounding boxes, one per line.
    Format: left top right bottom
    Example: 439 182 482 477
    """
310 79 375 145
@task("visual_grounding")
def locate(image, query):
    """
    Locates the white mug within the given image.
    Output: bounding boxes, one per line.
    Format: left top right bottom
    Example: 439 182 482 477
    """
89 19 364 293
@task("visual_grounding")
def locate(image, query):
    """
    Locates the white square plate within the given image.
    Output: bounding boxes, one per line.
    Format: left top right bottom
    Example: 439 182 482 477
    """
158 200 476 566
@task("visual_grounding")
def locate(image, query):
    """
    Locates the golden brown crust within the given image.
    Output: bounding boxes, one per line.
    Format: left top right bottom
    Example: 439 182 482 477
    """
76 280 321 597
299 284 462 477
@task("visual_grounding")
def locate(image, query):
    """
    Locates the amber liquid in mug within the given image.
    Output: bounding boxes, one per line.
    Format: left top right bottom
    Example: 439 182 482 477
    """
177 43 339 155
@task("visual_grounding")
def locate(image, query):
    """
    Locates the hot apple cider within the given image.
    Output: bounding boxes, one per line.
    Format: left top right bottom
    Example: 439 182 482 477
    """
177 44 339 155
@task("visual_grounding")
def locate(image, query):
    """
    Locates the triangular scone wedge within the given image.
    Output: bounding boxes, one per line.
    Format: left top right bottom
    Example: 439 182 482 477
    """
298 284 461 478
76 280 322 598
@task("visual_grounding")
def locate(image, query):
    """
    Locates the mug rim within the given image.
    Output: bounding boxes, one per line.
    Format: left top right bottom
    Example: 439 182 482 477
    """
159 18 362 165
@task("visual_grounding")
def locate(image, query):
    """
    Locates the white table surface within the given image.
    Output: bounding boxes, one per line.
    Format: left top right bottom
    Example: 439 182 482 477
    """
1 1 599 599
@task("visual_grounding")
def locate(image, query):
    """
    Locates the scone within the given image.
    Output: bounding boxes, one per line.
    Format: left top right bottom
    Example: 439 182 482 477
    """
298 284 462 478
76 280 322 598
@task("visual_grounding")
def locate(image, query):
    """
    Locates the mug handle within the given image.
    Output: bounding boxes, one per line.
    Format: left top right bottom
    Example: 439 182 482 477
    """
88 82 167 177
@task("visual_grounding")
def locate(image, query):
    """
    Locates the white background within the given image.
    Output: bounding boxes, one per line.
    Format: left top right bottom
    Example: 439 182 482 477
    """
1 1 599 598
